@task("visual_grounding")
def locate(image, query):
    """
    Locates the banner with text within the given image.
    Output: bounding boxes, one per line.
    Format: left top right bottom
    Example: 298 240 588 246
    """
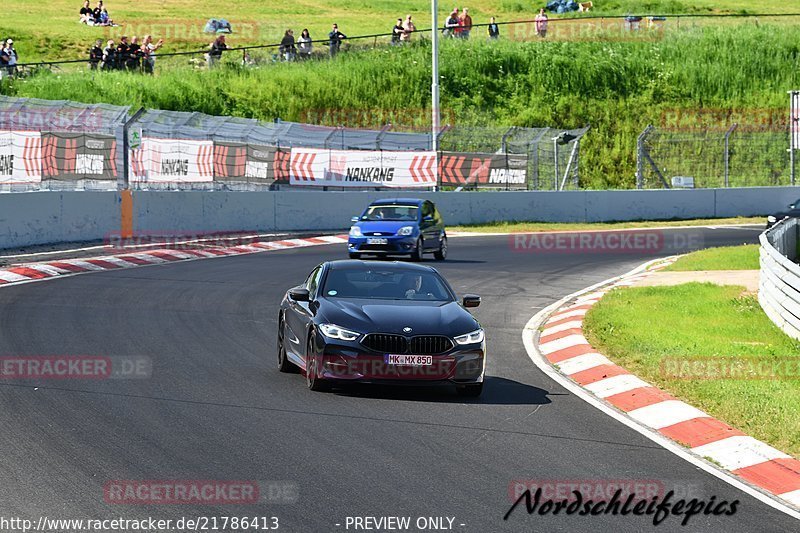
0 130 42 184
289 148 437 188
130 137 214 183
792 91 800 151
41 132 117 181
212 142 276 184
439 152 528 188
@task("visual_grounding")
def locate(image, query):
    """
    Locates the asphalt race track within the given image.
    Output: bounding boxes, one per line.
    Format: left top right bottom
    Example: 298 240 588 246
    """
0 225 796 532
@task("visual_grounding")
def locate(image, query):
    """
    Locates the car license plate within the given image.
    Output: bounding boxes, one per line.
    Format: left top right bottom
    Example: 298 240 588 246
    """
367 238 388 245
385 354 433 366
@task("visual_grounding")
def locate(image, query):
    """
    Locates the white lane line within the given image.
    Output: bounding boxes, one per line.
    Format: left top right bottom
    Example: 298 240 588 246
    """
692 436 792 471
555 353 612 375
539 334 590 356
628 400 707 430
780 490 800 507
585 374 651 399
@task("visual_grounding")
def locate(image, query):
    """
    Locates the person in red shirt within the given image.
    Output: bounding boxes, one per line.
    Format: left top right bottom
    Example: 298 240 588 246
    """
459 8 473 39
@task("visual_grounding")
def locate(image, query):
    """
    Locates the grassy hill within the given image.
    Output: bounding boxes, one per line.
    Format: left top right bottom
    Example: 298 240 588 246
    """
1 2 798 188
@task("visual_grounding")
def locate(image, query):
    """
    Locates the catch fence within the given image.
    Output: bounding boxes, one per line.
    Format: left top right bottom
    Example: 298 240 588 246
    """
0 96 587 192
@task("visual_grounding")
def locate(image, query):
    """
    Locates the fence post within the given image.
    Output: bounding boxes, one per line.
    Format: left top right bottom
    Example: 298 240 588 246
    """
723 123 737 188
122 107 146 190
553 137 559 190
636 124 653 189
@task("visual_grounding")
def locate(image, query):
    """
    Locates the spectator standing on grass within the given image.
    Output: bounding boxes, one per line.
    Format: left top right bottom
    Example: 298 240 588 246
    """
142 35 163 74
297 29 312 59
488 17 500 39
328 23 346 57
79 1 94 24
116 36 130 71
207 35 227 68
127 36 141 71
391 18 404 45
2 39 18 78
444 9 459 38
401 15 416 43
535 8 548 38
459 8 472 39
89 39 103 69
101 39 116 70
280 29 296 62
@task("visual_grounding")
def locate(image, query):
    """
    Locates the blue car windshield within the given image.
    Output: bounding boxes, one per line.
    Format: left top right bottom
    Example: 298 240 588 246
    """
322 268 453 301
362 205 419 221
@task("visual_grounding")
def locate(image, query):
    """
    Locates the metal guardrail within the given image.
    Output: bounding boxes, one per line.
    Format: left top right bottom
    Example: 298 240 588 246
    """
758 217 800 340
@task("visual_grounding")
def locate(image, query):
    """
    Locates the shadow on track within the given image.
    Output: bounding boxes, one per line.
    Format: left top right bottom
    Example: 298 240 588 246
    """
331 376 551 406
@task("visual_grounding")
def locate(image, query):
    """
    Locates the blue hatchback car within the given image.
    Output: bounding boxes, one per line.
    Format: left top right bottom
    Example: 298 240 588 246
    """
348 198 447 261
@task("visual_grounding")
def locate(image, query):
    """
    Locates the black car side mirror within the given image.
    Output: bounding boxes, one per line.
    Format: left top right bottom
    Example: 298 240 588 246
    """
462 294 481 308
289 288 310 302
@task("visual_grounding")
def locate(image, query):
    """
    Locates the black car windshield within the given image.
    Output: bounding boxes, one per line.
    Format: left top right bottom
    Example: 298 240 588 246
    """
322 267 453 301
362 205 419 221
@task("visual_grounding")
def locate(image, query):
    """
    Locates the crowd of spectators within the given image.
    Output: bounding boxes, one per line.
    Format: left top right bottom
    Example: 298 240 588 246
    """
88 34 163 72
79 0 115 26
73 5 546 73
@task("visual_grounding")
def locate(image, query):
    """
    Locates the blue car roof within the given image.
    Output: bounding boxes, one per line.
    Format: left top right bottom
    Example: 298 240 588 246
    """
368 198 425 206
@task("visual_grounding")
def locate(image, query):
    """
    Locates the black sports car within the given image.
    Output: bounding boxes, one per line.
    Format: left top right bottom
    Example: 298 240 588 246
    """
766 198 800 228
277 260 485 397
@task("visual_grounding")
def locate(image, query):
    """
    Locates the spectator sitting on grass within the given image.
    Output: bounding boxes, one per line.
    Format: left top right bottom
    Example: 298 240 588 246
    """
488 17 499 39
444 9 459 38
297 29 312 59
207 35 227 68
97 7 113 26
328 23 346 57
280 29 296 62
89 39 103 69
401 15 416 43
79 0 94 24
92 1 102 22
391 18 403 45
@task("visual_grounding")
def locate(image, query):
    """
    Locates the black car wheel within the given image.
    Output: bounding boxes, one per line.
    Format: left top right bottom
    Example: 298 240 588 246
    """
456 383 483 398
434 236 447 261
349 252 361 259
305 336 331 392
410 238 423 262
277 315 298 373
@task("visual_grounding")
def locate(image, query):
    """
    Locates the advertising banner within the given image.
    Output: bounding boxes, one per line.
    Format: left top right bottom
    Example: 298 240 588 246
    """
212 142 276 184
439 152 528 188
130 137 214 183
289 148 437 188
41 132 117 181
0 130 42 184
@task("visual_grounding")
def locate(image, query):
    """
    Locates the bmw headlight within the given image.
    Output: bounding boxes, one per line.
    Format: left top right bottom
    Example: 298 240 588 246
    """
767 215 777 223
454 328 485 345
350 226 363 237
319 324 361 341
397 226 414 236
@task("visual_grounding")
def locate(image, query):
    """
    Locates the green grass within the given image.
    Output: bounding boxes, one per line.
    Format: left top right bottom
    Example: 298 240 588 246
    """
450 217 762 233
665 244 760 271
2 6 799 188
583 283 800 458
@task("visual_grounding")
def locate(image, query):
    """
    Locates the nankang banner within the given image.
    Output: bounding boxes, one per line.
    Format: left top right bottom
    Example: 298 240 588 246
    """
213 142 276 184
130 137 214 183
439 152 528 188
0 130 42 184
41 132 117 181
289 148 437 188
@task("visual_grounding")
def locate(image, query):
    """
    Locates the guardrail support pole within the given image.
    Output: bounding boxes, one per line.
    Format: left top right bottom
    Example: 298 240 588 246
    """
723 123 737 187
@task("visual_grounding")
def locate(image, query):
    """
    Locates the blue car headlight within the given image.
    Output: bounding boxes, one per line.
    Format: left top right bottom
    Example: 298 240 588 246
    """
454 328 485 345
350 226 363 237
397 226 415 236
320 324 361 342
